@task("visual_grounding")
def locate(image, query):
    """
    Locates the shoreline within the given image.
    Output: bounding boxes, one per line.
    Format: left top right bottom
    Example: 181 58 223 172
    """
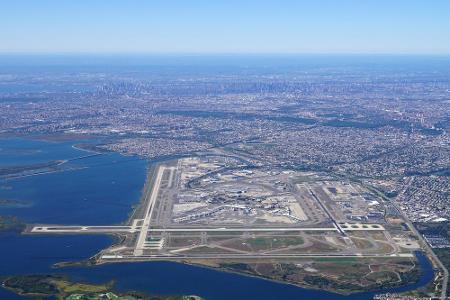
56 250 427 298
12 139 435 298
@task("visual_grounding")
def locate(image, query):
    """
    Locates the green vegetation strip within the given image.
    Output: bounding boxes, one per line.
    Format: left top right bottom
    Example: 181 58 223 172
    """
2 275 204 300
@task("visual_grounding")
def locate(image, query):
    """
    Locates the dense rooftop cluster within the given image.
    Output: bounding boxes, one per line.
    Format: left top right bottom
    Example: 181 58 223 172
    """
397 176 450 222
0 62 449 222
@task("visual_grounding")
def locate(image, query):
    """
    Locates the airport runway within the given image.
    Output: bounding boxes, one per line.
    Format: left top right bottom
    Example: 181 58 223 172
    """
101 252 414 261
30 224 384 234
134 165 167 255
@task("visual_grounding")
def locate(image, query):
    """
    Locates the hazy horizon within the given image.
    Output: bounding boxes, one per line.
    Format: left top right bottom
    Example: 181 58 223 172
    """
2 0 450 54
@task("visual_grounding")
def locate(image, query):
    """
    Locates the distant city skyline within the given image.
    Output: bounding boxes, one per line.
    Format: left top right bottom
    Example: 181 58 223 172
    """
1 0 450 54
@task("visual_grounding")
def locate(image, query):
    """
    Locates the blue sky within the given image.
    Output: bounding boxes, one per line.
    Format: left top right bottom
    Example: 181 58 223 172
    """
1 0 450 54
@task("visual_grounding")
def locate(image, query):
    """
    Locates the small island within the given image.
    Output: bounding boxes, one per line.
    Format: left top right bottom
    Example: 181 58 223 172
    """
0 215 25 232
0 198 30 208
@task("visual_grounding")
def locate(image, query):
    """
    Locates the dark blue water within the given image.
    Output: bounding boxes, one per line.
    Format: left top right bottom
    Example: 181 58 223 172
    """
0 138 81 166
0 138 434 299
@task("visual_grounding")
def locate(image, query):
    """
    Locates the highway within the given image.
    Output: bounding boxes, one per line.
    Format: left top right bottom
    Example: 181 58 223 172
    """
394 184 448 299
